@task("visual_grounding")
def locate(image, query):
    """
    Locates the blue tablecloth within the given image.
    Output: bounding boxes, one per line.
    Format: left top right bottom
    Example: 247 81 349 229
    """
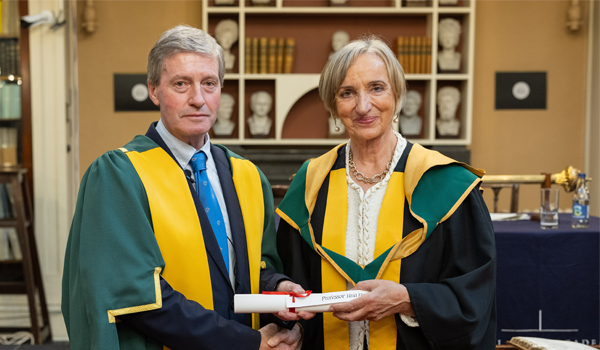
494 214 600 346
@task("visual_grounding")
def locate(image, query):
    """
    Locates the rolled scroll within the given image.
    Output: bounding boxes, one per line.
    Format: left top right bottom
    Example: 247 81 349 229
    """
234 290 368 314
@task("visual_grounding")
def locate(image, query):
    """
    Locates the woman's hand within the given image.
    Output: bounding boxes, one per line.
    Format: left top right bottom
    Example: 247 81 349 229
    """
273 281 316 321
329 280 414 322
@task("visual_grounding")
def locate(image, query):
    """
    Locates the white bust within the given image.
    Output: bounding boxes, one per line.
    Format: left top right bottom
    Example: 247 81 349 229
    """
328 115 345 137
248 91 273 136
213 93 235 136
438 18 461 71
331 30 350 56
215 20 238 71
436 86 461 136
399 90 422 136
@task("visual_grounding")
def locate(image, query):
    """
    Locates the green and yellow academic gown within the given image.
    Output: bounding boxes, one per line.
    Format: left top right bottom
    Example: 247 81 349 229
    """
276 142 497 350
62 127 282 350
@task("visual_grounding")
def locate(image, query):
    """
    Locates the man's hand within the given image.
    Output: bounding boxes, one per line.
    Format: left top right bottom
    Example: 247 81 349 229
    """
259 323 303 350
329 280 414 322
273 281 316 321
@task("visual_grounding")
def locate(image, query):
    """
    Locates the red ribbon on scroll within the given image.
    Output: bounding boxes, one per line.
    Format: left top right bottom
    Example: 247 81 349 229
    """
261 290 312 313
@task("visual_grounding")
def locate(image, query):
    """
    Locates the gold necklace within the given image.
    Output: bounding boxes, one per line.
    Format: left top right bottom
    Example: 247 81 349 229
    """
348 147 393 184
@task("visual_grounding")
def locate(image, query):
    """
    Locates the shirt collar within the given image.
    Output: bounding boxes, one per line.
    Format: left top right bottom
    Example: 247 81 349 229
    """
155 119 212 168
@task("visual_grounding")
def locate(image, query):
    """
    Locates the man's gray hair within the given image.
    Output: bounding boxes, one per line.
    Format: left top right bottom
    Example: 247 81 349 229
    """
147 25 225 87
318 35 407 118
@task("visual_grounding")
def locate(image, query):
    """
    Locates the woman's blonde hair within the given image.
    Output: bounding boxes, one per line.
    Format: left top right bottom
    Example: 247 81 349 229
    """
318 35 407 118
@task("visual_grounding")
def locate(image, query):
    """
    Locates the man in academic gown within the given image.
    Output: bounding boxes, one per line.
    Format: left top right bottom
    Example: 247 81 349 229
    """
62 25 304 350
276 142 496 350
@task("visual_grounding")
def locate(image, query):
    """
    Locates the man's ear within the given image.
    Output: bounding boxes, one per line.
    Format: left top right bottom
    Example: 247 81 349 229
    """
148 82 160 107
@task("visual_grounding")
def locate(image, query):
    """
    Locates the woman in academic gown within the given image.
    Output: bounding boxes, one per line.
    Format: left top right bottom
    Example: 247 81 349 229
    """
275 36 496 350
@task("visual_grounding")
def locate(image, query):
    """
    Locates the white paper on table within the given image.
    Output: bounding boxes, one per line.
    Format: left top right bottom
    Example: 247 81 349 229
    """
234 290 368 314
489 213 531 221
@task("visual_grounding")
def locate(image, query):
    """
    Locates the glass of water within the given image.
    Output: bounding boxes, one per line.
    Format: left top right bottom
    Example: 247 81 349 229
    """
540 188 560 229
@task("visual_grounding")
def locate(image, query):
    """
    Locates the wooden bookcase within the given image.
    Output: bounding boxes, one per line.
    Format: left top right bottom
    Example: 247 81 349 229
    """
202 0 475 146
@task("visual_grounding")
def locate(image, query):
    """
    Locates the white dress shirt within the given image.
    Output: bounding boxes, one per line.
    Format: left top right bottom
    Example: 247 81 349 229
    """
156 120 236 286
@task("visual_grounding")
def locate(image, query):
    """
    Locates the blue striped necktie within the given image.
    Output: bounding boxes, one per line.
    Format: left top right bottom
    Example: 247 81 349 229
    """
189 151 229 273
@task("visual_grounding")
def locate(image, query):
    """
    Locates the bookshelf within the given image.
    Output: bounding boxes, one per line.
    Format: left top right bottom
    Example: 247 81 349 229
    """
0 1 49 344
0 0 31 177
202 0 475 146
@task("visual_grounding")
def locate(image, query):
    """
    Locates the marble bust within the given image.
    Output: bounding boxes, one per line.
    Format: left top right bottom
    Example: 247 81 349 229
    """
399 90 422 136
213 93 235 136
331 30 350 56
248 91 272 136
328 115 345 137
215 19 239 71
436 86 461 136
438 18 461 71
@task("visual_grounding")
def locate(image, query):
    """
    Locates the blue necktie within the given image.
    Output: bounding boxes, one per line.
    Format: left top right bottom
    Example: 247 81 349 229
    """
190 151 229 273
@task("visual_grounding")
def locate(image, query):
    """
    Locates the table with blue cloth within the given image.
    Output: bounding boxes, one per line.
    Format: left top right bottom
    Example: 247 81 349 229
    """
494 214 600 347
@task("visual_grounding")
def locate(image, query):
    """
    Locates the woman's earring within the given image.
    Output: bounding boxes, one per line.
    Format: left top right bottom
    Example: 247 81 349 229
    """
393 115 399 123
335 119 341 132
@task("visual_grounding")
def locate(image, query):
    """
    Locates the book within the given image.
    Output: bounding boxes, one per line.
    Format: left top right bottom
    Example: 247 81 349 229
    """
7 228 21 260
1 184 11 218
276 37 285 74
409 36 417 74
425 37 432 74
415 36 422 74
259 37 268 74
268 37 277 74
244 38 251 74
0 184 4 220
420 36 425 74
283 37 295 74
0 229 10 261
397 37 405 71
5 182 15 218
1 0 19 37
509 337 597 350
251 37 258 74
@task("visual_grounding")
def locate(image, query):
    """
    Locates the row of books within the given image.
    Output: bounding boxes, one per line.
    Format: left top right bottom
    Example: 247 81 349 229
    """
0 38 20 77
397 36 432 74
0 0 20 37
0 83 21 119
0 183 21 261
244 37 295 74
